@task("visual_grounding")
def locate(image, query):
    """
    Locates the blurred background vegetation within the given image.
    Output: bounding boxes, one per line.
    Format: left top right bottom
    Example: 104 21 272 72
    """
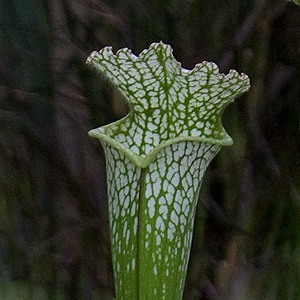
0 0 299 299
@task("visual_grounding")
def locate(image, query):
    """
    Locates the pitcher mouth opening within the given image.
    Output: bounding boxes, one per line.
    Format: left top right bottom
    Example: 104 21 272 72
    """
89 126 230 169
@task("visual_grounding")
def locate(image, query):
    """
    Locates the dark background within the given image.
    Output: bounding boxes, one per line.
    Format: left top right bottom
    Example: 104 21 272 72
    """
0 0 300 299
